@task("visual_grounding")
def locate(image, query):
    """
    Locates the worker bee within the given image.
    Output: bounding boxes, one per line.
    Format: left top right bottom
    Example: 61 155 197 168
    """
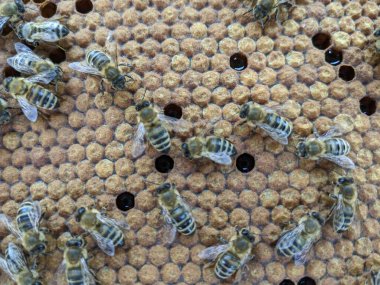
2 77 59 122
328 176 357 233
366 270 380 285
276 211 324 265
244 0 294 26
181 136 237 165
0 97 11 125
374 29 380 53
239 102 293 145
132 100 188 158
0 201 47 256
15 21 69 46
7 42 62 92
0 242 42 285
75 207 129 256
69 50 133 91
0 0 24 32
57 236 96 285
199 228 255 280
296 126 355 169
156 183 196 244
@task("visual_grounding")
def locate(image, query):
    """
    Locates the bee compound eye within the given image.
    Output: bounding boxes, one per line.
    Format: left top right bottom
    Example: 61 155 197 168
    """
241 228 249 235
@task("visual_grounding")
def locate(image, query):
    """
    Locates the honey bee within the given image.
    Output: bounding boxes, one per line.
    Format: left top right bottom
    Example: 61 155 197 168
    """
0 243 42 285
198 228 255 280
156 183 196 244
75 207 129 256
328 176 357 233
367 270 380 285
57 236 96 285
239 102 293 145
7 43 62 92
276 211 324 265
15 21 69 46
244 0 294 26
132 100 188 158
69 50 133 91
2 77 59 122
181 136 237 165
0 97 11 125
375 29 380 53
0 0 24 32
296 126 355 169
0 201 47 256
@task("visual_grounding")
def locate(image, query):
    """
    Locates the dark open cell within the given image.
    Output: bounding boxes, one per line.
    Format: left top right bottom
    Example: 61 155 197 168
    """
155 155 174 173
3 66 21 77
49 48 66 64
312 33 331 50
360 96 377 116
280 280 295 285
338 65 355 81
116 192 135 211
40 2 57 18
22 0 30 3
298 277 316 285
236 153 255 173
325 49 342 66
1 25 13 36
230 52 248 71
164 103 182 119
33 0 45 3
75 0 93 14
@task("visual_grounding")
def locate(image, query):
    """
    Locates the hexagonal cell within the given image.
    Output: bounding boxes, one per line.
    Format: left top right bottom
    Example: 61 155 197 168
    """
359 96 377 116
230 52 248 71
49 48 66 64
116 191 135 211
164 103 182 119
155 155 174 173
312 33 331 50
280 280 295 285
298 277 316 285
40 2 57 18
338 65 355 81
236 153 255 173
75 0 93 14
325 49 342 66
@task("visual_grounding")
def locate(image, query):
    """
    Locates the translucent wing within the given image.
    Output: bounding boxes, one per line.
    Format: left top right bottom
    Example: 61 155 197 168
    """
0 214 22 239
257 122 289 145
158 208 177 245
276 223 305 258
17 97 38 122
27 70 58 84
7 53 40 74
293 236 315 266
68 62 102 76
158 113 191 132
96 213 129 230
54 261 67 285
6 243 28 274
14 42 34 54
331 194 345 232
27 201 42 232
321 154 355 170
81 258 96 285
0 17 10 31
198 244 230 261
203 151 232 165
0 256 14 281
132 122 146 158
90 230 115 256
315 126 343 139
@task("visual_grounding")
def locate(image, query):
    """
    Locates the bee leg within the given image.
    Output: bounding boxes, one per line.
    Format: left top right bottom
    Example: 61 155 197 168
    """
100 79 106 94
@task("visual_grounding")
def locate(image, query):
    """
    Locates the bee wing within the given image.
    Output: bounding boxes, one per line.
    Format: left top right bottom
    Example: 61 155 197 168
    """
158 113 191 132
0 256 15 281
90 230 115 256
96 213 129 230
17 97 38 122
6 243 28 274
54 261 67 285
315 126 343 139
0 17 10 31
68 62 102 76
0 214 22 239
7 53 40 75
81 258 96 285
158 208 177 245
203 152 232 165
198 244 230 261
256 122 289 145
132 122 146 158
14 42 34 54
27 201 43 232
321 154 355 170
276 223 305 255
27 70 58 84
293 236 316 266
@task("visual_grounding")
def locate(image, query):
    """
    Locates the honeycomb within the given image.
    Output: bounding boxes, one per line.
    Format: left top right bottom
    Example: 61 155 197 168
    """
0 0 379 284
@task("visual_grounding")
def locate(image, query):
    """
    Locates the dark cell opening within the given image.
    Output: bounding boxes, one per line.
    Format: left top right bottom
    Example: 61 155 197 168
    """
236 153 255 173
75 0 93 14
33 0 45 3
230 52 248 71
164 103 182 119
298 277 316 285
1 25 12 36
116 192 135 211
49 48 66 64
22 0 30 3
360 96 377 116
40 2 57 18
155 155 174 173
338 65 355 81
280 280 295 285
3 66 21 77
312 33 331 50
325 49 343 66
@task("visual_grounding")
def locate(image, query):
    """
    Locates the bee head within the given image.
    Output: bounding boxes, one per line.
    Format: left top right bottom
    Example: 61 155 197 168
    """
181 143 191 158
239 104 250 119
28 233 47 255
374 29 380 37
337 176 354 186
3 77 14 92
310 211 324 226
61 25 70 38
14 0 25 13
136 100 150 111
66 237 84 248
156 182 172 194
112 75 126 90
240 228 255 243
296 141 307 158
75 207 86 222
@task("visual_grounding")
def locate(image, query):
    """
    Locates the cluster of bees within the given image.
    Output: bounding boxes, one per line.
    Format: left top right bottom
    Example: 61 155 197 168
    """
0 0 379 284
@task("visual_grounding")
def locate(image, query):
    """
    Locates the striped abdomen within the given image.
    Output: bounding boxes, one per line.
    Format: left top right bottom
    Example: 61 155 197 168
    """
169 204 196 235
145 122 171 153
32 22 69 41
66 266 86 285
333 204 354 233
264 113 292 138
27 84 58 110
215 251 241 279
206 137 237 156
325 138 350 156
276 235 306 257
86 51 111 72
16 202 35 233
96 223 124 247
